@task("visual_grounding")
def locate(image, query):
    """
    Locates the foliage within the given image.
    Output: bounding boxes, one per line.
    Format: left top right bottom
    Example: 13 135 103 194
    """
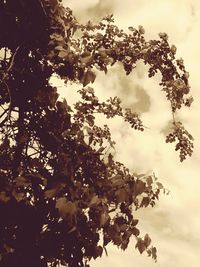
0 1 193 267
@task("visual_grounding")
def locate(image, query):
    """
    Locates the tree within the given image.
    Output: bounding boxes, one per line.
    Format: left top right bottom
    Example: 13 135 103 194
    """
0 1 193 267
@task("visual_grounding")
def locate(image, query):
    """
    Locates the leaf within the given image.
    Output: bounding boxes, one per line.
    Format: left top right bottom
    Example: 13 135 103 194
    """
131 227 140 236
58 50 68 59
108 153 114 166
0 191 10 203
93 246 103 259
49 90 59 107
97 47 107 53
137 173 146 178
89 195 101 207
144 233 151 248
115 188 128 203
99 50 107 59
146 176 153 187
15 176 31 187
121 239 129 250
81 70 96 87
135 180 146 195
140 197 150 208
31 158 43 168
12 189 26 202
119 224 127 232
44 182 65 198
111 174 124 187
56 198 77 220
132 219 139 227
55 45 64 51
81 51 91 57
100 211 110 226
103 234 111 247
128 26 134 31
151 247 157 260
18 132 29 144
50 33 63 42
135 238 146 254
156 182 163 189
97 146 105 154
80 54 93 65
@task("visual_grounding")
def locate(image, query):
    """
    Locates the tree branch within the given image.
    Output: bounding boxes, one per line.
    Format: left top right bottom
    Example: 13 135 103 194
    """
12 105 25 177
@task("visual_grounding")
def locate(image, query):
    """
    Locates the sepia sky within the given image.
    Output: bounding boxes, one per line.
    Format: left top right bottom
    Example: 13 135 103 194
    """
61 1 200 266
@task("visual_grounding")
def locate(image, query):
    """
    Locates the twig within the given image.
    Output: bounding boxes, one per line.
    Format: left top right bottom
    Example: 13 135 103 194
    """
0 114 9 128
1 80 12 123
0 46 21 127
38 0 47 17
6 46 20 73
12 105 25 177
3 47 7 63
0 107 9 120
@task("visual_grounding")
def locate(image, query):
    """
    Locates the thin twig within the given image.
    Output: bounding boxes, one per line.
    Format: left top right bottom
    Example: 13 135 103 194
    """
1 80 12 122
3 47 7 63
0 107 9 120
39 0 47 17
0 114 9 127
7 46 20 73
0 46 21 127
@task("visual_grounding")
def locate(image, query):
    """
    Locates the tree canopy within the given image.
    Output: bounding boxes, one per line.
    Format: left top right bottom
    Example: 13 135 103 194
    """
0 1 193 267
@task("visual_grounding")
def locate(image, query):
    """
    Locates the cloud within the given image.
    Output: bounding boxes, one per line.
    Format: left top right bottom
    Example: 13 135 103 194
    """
63 0 114 22
59 1 200 266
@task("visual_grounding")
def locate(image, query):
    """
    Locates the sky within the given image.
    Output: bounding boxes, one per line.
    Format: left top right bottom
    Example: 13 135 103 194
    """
61 1 200 266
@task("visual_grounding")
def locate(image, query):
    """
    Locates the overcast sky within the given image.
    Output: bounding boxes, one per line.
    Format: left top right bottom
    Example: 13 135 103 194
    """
61 1 200 266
